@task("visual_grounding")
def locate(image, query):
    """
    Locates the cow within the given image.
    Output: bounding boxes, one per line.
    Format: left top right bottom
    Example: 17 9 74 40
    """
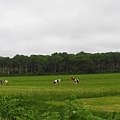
4 80 8 85
0 80 2 85
71 76 75 81
71 77 79 85
74 79 79 85
53 79 61 85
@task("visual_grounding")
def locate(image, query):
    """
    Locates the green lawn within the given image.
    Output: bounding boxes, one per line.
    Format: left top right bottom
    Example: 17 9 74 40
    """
0 73 120 112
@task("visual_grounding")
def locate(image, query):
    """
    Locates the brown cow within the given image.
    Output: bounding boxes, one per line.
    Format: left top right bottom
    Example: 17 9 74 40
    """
71 77 79 84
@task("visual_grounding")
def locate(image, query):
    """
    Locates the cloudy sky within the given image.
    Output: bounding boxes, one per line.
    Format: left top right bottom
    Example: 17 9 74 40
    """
0 0 120 57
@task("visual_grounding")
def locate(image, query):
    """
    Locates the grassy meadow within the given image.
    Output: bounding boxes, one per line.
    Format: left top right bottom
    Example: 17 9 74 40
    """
0 73 120 119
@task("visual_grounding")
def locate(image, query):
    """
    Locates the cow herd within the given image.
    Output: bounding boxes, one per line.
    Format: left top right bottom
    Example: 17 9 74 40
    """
0 80 8 85
0 77 79 86
53 77 80 85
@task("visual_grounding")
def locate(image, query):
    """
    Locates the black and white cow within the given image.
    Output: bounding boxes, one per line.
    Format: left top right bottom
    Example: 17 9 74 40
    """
53 79 61 85
71 77 79 85
0 80 2 85
74 79 79 84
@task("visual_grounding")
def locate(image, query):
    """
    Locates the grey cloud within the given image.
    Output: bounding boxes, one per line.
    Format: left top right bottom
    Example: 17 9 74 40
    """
0 0 120 57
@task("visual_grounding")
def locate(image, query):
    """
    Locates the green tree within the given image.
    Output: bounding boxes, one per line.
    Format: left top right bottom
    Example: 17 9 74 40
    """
46 53 63 73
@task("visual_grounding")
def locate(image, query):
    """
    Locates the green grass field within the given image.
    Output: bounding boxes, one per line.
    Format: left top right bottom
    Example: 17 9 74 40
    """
0 73 120 113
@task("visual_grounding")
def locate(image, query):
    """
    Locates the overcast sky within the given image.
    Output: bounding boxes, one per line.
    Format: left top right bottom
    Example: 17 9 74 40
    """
0 0 120 57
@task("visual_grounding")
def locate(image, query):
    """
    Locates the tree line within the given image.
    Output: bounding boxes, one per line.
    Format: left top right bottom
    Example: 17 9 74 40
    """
0 51 120 76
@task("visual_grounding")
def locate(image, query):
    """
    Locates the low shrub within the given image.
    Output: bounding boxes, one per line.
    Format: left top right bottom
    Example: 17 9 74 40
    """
0 95 120 120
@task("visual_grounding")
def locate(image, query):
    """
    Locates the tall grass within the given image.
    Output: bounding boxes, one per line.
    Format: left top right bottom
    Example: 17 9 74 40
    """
0 73 120 119
1 73 120 98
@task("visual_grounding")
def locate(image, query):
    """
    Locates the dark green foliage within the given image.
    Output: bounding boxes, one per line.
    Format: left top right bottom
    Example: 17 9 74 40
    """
0 96 36 120
0 51 120 76
0 95 119 120
92 111 120 120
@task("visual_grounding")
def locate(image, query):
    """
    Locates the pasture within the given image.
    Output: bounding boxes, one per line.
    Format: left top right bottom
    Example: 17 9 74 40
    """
0 73 120 119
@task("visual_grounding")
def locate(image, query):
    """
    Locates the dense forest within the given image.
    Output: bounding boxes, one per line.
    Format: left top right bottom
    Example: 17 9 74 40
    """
0 51 120 76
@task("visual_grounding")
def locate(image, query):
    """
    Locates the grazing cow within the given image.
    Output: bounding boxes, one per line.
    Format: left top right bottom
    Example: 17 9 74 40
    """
71 76 75 80
71 77 79 85
74 79 79 85
0 80 2 85
4 80 8 85
53 79 61 85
